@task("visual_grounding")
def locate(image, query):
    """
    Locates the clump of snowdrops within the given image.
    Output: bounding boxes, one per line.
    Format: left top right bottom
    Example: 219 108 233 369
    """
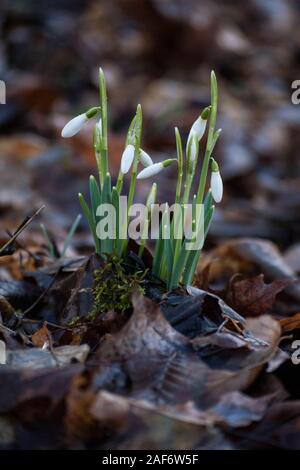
61 68 223 290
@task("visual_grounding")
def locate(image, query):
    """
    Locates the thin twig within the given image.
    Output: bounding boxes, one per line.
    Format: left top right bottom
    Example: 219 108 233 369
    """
0 323 17 336
0 205 45 255
22 318 73 332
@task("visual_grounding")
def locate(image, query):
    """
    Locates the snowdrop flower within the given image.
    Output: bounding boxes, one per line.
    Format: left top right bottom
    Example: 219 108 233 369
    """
210 158 223 203
121 144 135 174
137 159 176 179
61 107 99 138
140 149 153 167
186 106 210 151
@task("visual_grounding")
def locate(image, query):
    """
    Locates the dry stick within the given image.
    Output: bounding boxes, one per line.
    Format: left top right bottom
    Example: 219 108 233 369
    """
22 318 73 332
0 205 45 255
0 323 17 336
6 229 39 263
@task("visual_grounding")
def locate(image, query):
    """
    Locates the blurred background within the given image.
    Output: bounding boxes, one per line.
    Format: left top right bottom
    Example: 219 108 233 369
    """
0 0 300 256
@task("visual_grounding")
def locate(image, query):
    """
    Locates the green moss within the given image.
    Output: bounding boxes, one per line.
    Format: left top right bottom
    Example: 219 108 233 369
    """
88 255 145 319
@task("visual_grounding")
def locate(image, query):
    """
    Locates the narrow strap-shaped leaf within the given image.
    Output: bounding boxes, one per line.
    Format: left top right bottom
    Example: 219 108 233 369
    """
168 238 190 289
165 236 174 289
78 193 100 253
112 186 120 254
89 175 102 216
61 214 82 257
99 173 113 254
152 221 163 277
89 175 102 253
182 204 215 285
40 223 56 259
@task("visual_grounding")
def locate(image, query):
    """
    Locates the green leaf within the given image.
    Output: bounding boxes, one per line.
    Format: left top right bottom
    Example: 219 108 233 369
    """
112 186 120 254
61 214 82 257
100 173 113 254
40 223 56 260
78 193 100 253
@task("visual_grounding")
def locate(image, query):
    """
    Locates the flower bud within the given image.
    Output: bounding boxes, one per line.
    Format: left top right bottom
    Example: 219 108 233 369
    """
61 107 100 138
210 159 223 203
140 149 153 167
186 107 210 152
137 159 176 180
121 144 135 174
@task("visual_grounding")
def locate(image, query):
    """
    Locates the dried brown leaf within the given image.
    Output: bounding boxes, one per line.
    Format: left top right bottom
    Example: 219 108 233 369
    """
229 274 292 317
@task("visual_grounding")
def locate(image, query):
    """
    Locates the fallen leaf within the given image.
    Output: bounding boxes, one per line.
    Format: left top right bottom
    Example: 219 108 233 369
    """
228 274 292 317
31 323 49 348
60 254 104 324
199 238 300 302
162 286 245 339
93 294 281 408
6 344 89 369
0 364 83 413
280 312 300 333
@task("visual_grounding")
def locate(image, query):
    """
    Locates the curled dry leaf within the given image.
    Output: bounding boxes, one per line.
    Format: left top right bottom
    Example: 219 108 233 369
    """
228 274 293 317
192 314 283 374
31 322 50 348
163 286 245 339
198 238 300 302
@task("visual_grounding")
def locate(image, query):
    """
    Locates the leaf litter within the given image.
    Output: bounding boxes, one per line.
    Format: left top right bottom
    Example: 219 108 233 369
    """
0 242 299 449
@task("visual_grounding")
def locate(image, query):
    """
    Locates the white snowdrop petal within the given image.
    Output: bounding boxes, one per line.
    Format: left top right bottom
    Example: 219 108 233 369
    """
121 144 135 174
186 116 207 150
191 116 207 140
140 149 153 167
137 162 163 179
61 113 88 138
210 171 223 203
190 137 197 162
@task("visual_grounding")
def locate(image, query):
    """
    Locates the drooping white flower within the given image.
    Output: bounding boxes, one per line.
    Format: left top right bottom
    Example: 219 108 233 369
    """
121 144 135 174
61 113 88 138
61 107 99 138
140 149 153 167
186 106 210 152
210 159 223 203
137 159 176 180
